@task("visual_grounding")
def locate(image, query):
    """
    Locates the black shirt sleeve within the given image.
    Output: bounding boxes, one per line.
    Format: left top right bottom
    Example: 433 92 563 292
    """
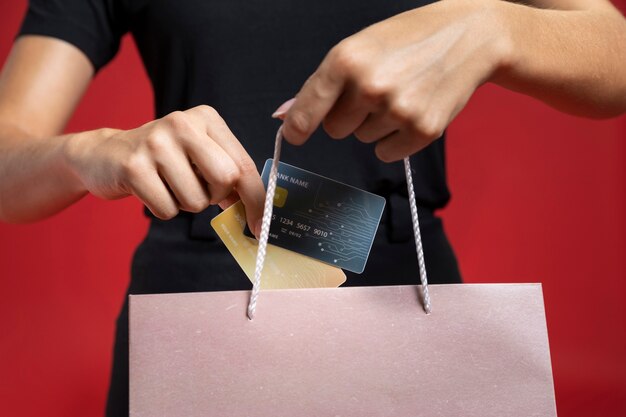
18 0 129 72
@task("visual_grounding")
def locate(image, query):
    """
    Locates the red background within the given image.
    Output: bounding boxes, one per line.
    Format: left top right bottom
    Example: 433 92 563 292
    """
1 2 624 416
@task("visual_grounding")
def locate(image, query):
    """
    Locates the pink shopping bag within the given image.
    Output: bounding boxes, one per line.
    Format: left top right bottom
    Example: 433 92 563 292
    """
130 284 557 416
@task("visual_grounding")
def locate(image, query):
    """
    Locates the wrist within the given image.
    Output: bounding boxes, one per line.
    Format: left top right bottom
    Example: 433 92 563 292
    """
61 128 120 194
463 0 517 85
481 0 524 85
425 0 517 85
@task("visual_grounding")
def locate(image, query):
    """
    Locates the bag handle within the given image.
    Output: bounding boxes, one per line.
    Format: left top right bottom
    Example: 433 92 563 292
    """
247 125 431 319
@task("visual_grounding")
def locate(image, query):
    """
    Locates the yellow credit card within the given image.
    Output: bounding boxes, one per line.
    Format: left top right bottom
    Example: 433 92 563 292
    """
210 201 346 289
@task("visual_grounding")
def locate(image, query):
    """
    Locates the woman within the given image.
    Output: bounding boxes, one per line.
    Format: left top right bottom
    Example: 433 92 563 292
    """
0 0 624 415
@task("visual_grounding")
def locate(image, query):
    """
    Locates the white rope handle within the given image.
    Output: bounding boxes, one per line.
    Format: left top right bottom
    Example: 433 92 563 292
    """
247 125 283 320
404 157 432 314
247 125 432 318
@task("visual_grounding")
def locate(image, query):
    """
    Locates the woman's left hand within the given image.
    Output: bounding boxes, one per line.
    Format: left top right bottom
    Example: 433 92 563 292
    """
276 0 512 162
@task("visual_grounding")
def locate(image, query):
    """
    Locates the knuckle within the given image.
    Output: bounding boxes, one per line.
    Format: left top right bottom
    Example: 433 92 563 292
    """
194 104 219 119
287 110 312 138
302 71 336 103
216 165 240 189
183 196 209 213
329 39 366 75
374 144 394 163
223 167 241 187
412 112 444 140
237 157 257 177
353 128 374 143
163 111 191 132
145 131 172 155
121 153 150 182
158 206 179 220
353 129 366 141
322 119 348 140
360 74 391 103
389 99 416 124
188 104 222 122
309 74 333 102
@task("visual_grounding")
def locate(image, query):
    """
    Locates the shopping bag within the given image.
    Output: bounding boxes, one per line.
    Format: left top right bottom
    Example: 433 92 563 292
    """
129 284 557 417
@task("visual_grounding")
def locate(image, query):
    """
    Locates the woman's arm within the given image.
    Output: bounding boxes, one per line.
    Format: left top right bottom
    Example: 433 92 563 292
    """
0 36 92 222
496 0 626 118
278 0 626 161
0 36 265 235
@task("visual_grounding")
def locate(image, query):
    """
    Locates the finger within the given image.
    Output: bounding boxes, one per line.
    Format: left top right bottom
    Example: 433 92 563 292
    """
206 125 264 237
163 111 240 204
155 109 239 206
374 130 432 163
187 136 241 205
155 147 211 213
272 97 295 120
233 166 266 239
322 87 370 139
353 112 400 143
129 168 179 220
186 106 265 236
282 60 345 145
218 190 240 211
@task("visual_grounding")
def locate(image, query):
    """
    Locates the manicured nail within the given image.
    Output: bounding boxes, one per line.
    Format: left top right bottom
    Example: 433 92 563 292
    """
254 219 263 240
271 98 296 119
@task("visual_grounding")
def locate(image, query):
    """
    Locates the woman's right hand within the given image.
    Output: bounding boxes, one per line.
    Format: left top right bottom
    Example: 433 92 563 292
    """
65 105 265 236
0 37 264 230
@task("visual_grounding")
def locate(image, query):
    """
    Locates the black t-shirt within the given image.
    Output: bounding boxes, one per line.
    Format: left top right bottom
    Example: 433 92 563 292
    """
19 0 450 215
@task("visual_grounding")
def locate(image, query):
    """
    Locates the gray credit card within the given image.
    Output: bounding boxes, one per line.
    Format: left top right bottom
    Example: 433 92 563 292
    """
244 160 385 273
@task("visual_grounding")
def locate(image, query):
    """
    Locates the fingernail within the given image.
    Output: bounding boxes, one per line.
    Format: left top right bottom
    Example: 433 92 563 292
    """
254 219 263 240
271 98 296 120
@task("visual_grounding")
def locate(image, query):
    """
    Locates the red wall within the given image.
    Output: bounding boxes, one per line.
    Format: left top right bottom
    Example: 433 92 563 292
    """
1 2 624 416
